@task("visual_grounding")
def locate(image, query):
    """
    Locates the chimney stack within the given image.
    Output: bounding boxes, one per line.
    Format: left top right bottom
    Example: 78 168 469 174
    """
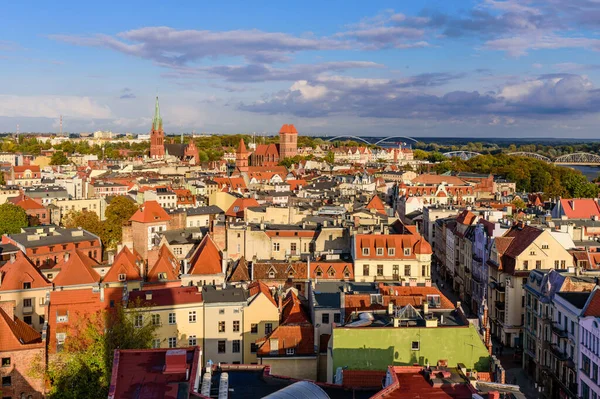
64 252 70 262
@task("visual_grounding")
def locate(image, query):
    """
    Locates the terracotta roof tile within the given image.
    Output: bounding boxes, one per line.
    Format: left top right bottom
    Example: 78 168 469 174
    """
188 235 222 275
0 251 51 291
52 250 101 286
366 195 386 215
102 246 142 283
248 280 277 307
584 287 600 317
256 325 314 356
355 233 432 260
129 201 169 223
225 197 259 218
147 245 180 282
0 307 43 351
129 286 203 307
228 257 250 282
560 198 600 219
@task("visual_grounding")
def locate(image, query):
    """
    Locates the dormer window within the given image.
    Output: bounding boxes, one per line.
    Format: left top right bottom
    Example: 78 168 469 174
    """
268 270 276 279
23 282 31 290
388 248 395 256
118 274 126 281
328 267 336 277
157 272 167 281
376 248 384 256
362 248 370 256
404 248 411 256
315 267 323 277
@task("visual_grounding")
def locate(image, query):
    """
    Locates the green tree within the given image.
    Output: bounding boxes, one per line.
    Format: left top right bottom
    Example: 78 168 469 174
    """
103 196 138 249
63 210 106 242
46 303 157 399
0 202 28 234
324 151 335 164
427 152 446 163
50 152 70 165
512 197 526 210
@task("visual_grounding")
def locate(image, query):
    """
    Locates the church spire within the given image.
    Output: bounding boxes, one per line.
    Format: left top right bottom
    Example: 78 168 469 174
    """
153 96 162 131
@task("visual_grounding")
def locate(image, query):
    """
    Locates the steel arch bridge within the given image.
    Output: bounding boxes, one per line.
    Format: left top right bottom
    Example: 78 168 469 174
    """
554 152 600 165
325 135 372 145
325 135 418 145
442 151 481 161
507 152 552 163
374 136 419 145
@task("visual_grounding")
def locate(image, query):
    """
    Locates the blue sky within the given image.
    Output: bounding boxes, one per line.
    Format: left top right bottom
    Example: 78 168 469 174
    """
1 0 600 137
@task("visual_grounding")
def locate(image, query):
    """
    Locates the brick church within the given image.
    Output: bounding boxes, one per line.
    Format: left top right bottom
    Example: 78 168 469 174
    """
149 97 199 163
236 124 298 172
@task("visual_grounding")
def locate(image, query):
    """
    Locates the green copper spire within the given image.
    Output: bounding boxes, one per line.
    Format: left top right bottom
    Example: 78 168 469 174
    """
152 96 162 131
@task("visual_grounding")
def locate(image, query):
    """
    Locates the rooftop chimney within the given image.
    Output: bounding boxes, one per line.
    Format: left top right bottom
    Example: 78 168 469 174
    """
10 253 16 263
64 252 70 262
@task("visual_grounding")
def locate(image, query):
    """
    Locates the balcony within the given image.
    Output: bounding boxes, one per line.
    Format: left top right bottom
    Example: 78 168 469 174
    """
22 306 33 314
550 344 569 361
552 323 568 339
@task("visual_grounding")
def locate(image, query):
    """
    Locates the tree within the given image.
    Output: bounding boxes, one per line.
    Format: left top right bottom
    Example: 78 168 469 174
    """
63 210 105 241
512 197 526 210
324 151 335 164
46 302 157 398
0 202 28 234
50 152 70 165
103 196 138 249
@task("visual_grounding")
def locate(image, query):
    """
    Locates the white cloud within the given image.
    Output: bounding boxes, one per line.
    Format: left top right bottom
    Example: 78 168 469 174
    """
0 95 112 119
290 80 328 100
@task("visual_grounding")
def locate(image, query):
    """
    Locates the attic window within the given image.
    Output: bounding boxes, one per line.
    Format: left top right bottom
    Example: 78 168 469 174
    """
233 206 240 213
315 267 323 277
530 250 536 255
404 248 411 256
23 282 31 290
541 243 549 249
328 267 336 277
376 248 384 256
158 272 168 281
362 248 370 256
268 270 276 279
388 248 395 256
118 274 126 281
286 348 295 356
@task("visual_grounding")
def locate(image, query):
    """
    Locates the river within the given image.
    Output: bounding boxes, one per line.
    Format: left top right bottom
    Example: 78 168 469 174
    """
564 165 600 181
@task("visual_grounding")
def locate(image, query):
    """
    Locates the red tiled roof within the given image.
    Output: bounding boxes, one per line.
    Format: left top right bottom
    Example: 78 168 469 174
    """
147 245 180 282
366 195 386 215
0 251 51 291
248 280 277 307
0 307 43 351
253 143 279 158
13 165 40 173
584 288 600 317
52 250 101 286
559 198 600 219
344 286 454 313
281 291 310 325
129 201 169 223
257 324 314 356
225 197 259 218
228 257 250 282
279 124 298 134
129 286 203 307
456 210 477 226
10 195 45 210
287 179 307 191
237 138 248 154
188 235 222 275
355 234 432 259
253 261 307 281
310 261 353 280
102 246 142 283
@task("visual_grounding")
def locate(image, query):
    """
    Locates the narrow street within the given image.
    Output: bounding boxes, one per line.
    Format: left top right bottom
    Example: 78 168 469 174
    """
431 265 540 399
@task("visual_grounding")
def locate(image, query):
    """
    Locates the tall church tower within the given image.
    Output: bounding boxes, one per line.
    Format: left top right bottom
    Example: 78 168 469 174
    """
150 97 165 159
236 138 249 172
279 124 298 159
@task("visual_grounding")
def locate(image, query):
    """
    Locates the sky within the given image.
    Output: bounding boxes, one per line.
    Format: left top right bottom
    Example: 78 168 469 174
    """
1 0 600 137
